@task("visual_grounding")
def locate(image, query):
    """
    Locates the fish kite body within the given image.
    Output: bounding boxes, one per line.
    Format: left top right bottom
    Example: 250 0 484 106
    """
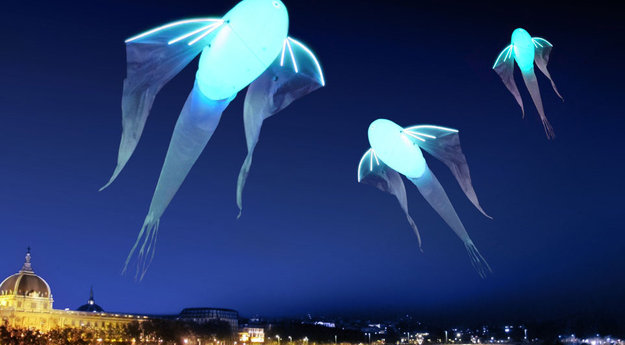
493 28 563 138
101 0 325 279
358 119 492 277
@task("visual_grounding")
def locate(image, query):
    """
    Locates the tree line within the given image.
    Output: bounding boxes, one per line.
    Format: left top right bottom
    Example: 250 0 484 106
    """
0 319 232 345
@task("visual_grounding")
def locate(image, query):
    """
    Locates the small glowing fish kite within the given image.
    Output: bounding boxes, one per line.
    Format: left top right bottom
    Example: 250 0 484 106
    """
493 28 563 138
358 119 492 277
101 0 325 279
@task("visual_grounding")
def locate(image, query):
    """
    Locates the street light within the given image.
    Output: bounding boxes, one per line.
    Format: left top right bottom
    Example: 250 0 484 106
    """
335 335 337 344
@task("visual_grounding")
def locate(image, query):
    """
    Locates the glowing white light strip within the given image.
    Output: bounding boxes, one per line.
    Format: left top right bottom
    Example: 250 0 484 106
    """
287 37 326 86
403 131 426 142
357 149 373 182
409 125 458 133
188 22 224 45
405 130 436 139
533 37 553 47
168 22 220 45
493 45 512 69
532 39 543 48
372 149 380 166
280 39 287 66
125 18 221 43
285 39 299 73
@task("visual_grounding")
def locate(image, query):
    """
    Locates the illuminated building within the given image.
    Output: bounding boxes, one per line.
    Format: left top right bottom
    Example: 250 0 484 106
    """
239 326 265 344
0 249 148 331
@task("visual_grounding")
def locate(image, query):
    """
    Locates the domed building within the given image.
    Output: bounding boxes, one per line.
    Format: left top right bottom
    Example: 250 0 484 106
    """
77 287 104 313
0 248 53 312
1 248 242 342
0 249 148 332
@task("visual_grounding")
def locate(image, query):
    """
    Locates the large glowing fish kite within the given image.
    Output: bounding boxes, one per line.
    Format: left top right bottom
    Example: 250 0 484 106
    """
101 0 325 279
358 119 492 277
493 28 563 138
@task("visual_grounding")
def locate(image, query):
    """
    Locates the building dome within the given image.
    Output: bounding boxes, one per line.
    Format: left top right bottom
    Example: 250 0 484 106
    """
77 287 104 312
0 249 51 298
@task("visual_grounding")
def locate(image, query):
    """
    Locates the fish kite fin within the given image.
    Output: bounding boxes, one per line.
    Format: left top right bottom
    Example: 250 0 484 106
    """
493 45 525 117
403 125 491 219
236 37 324 216
358 149 422 250
101 18 225 191
532 37 564 101
408 168 491 278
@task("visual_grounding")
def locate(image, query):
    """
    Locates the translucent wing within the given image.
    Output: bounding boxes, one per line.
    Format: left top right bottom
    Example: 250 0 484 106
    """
101 18 225 190
403 125 491 219
493 45 524 116
532 37 564 101
236 37 325 216
358 149 422 249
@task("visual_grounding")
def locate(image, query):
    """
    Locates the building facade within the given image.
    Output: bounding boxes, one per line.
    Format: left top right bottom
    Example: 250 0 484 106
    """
238 326 265 344
178 307 239 331
0 249 148 332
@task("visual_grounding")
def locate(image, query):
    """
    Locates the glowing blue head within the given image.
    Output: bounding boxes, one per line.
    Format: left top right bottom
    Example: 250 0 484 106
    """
368 119 427 179
196 0 289 100
511 28 535 72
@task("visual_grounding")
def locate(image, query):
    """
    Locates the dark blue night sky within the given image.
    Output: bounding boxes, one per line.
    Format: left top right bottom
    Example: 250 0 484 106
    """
0 0 623 323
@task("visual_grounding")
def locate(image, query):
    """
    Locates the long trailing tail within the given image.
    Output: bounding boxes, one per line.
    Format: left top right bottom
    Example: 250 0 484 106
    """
119 85 231 281
522 69 556 139
541 117 556 140
464 241 492 278
122 213 160 281
410 168 492 277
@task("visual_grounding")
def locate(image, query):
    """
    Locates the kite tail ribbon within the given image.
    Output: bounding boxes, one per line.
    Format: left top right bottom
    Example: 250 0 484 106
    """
522 69 555 139
123 82 234 280
409 167 491 278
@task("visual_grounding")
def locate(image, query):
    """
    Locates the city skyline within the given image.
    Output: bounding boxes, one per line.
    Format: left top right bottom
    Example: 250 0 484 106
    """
2 249 622 339
0 0 623 326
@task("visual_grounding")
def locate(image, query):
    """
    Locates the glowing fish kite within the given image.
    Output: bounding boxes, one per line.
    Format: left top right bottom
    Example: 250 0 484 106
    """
493 28 563 138
358 119 492 277
101 0 325 279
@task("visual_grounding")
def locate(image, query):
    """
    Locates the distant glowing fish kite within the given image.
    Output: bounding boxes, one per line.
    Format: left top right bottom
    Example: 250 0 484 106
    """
493 28 563 139
358 119 492 277
101 0 325 279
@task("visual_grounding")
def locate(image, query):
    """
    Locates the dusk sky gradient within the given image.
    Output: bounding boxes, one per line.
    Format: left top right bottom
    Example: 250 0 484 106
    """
0 0 623 324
